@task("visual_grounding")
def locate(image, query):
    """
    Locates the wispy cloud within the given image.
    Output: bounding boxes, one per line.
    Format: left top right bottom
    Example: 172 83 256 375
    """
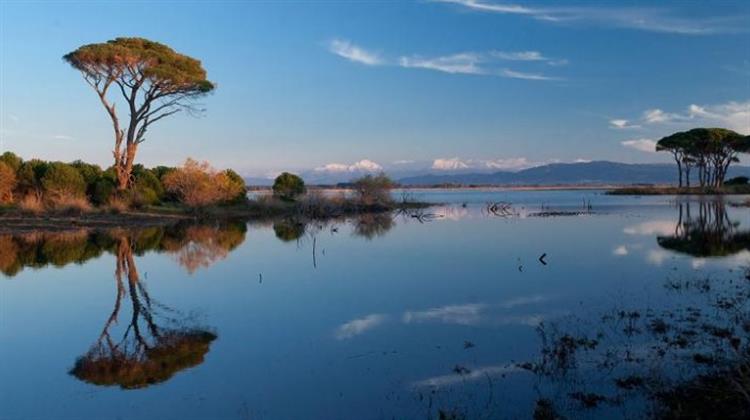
491 50 545 61
435 0 748 35
609 119 640 130
315 159 383 173
399 52 561 80
501 68 558 81
328 39 383 66
491 50 568 66
435 0 535 15
328 38 563 80
643 108 682 124
52 134 74 141
399 53 485 75
334 314 387 340
621 138 657 153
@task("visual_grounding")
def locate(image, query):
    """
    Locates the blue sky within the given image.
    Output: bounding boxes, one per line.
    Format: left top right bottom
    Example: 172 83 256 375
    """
1 0 748 177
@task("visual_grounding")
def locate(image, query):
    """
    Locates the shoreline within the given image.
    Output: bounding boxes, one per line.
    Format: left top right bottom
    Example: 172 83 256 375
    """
0 201 432 234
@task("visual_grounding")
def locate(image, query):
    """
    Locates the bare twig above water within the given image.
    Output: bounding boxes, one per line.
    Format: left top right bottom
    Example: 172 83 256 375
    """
485 202 516 218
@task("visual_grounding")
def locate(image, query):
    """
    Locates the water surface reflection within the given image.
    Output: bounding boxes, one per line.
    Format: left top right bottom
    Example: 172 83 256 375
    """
2 194 750 419
71 231 217 389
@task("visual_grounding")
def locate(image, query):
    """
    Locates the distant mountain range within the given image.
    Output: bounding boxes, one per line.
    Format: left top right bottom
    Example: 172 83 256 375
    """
245 161 750 187
398 161 750 186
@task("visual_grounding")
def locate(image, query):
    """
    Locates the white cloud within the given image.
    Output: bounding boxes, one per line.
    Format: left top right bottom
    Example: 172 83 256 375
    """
609 119 640 129
350 159 383 171
492 50 568 66
52 134 74 141
613 245 629 256
403 303 486 325
483 157 535 170
432 157 471 170
686 101 750 134
328 39 563 80
315 159 383 173
328 39 383 66
435 0 535 15
399 53 485 75
643 108 680 124
334 314 387 340
399 52 560 80
435 0 746 35
501 68 558 81
413 364 522 388
392 159 415 165
491 50 546 61
634 100 749 134
621 138 657 153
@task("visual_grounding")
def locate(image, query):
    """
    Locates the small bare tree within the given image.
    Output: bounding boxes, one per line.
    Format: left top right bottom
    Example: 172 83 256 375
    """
64 38 215 191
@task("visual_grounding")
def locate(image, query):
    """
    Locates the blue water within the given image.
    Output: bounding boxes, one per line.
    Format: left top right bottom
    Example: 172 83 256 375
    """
1 190 749 419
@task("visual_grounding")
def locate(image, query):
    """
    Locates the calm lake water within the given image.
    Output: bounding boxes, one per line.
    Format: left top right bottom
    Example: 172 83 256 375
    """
2 190 749 419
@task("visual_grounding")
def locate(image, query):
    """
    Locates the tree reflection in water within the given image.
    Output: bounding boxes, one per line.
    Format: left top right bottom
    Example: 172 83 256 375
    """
0 221 247 277
658 200 750 257
161 223 247 274
70 232 217 389
0 222 247 389
272 213 396 243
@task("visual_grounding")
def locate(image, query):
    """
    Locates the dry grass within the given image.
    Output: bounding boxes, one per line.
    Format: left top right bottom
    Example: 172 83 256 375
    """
18 194 44 215
106 196 130 214
49 196 92 214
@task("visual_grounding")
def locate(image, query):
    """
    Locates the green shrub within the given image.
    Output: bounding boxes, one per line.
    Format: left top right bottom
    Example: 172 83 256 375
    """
91 178 116 206
0 152 22 172
70 160 103 185
42 162 86 199
222 169 247 204
352 173 394 206
132 167 164 205
14 162 41 197
272 172 305 201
